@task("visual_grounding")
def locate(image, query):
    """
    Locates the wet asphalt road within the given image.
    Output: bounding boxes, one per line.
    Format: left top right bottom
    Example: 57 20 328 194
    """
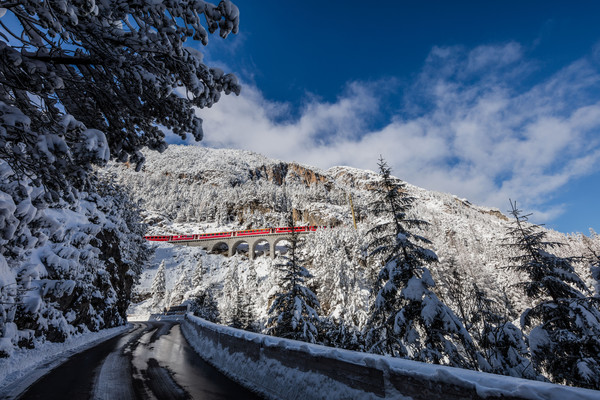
16 321 262 400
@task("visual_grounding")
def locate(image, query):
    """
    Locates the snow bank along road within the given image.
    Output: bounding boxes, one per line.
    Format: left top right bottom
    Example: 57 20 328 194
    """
6 321 262 399
183 315 600 400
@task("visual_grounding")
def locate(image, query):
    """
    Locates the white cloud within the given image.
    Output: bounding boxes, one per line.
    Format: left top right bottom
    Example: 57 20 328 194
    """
186 42 600 223
466 42 522 73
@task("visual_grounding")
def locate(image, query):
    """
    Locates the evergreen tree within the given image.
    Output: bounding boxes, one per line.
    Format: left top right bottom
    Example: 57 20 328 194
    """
469 283 539 379
591 261 600 299
246 262 259 295
267 212 320 343
191 257 204 289
434 263 473 330
223 263 243 329
506 201 600 389
309 226 369 348
170 264 191 306
433 265 535 377
365 157 474 367
1 0 240 192
584 230 600 298
190 283 220 323
318 316 364 351
151 261 167 310
242 263 259 332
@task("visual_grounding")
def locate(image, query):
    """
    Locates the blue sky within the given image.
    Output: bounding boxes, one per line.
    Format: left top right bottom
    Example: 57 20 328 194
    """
4 2 598 233
184 0 600 234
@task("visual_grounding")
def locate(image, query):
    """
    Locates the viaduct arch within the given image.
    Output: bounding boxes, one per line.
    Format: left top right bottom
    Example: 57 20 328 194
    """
178 232 303 260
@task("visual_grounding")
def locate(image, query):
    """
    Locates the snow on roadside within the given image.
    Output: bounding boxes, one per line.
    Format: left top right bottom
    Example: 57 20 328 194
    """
0 324 130 396
182 315 600 400
181 316 382 400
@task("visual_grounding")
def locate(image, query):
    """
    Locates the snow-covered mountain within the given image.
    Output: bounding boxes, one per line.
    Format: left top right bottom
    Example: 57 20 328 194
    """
104 145 596 324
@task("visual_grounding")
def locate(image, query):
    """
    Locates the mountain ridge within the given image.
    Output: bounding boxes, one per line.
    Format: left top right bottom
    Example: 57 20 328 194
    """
106 145 596 324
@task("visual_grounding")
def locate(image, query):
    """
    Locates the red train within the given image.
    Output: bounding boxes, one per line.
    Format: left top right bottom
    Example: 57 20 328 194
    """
144 226 321 242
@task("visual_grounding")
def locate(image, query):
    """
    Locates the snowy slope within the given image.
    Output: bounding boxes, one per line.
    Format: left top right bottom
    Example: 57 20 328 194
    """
107 145 596 321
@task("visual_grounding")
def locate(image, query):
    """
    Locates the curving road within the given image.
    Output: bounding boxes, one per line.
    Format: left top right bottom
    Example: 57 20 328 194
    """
15 321 262 400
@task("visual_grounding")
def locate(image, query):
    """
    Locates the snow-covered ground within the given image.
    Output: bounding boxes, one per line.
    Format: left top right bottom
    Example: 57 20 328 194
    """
0 324 129 397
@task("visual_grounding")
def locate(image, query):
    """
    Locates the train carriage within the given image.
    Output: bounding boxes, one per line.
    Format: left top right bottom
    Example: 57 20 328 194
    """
235 228 272 236
144 226 322 242
144 235 172 241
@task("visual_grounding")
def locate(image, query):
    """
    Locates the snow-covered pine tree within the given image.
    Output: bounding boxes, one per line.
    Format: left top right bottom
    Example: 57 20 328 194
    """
170 265 192 306
432 265 533 376
506 201 600 389
95 176 151 286
584 230 600 298
434 263 473 330
1 170 150 353
192 257 205 290
2 0 240 184
309 226 369 350
240 264 258 332
468 283 539 379
246 262 259 295
190 283 220 323
267 212 320 343
222 262 250 329
151 261 167 310
592 260 600 299
222 262 236 325
365 157 475 368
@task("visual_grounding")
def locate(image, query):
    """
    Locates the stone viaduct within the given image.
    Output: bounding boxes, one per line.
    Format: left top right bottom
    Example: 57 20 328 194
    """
169 231 309 260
